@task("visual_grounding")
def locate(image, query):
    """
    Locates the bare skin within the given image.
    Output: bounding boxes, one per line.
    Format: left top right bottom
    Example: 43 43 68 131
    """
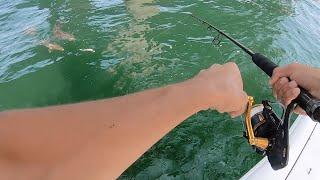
0 63 247 180
270 63 320 113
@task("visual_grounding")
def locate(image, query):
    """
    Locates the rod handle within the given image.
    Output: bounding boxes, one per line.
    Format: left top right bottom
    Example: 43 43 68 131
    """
252 53 320 122
252 53 277 77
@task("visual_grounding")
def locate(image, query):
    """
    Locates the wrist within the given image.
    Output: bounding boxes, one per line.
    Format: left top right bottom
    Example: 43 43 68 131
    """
177 78 218 111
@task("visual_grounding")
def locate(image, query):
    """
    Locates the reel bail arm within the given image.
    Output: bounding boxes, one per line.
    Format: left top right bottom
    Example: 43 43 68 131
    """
245 96 269 150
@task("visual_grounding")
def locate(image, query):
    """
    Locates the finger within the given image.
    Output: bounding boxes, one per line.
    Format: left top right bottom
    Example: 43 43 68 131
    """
212 105 226 113
225 62 237 68
278 80 296 105
270 67 282 85
283 88 300 106
270 64 297 85
270 66 288 85
281 81 299 105
210 64 221 69
288 80 298 89
216 109 225 114
225 62 240 74
273 77 289 102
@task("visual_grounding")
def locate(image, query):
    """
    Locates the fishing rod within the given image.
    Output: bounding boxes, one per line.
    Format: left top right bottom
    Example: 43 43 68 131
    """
191 14 320 170
191 14 320 123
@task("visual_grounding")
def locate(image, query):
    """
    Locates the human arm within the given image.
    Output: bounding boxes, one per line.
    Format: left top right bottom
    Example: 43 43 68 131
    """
0 63 247 180
270 63 320 113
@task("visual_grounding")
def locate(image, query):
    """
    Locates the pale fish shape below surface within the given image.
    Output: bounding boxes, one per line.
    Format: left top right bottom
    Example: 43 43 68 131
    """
53 21 76 41
40 40 64 52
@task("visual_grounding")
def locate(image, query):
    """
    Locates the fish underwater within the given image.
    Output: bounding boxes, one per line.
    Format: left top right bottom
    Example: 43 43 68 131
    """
53 21 76 41
40 40 64 52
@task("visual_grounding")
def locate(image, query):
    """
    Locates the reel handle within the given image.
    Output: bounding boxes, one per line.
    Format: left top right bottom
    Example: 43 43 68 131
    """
252 53 320 122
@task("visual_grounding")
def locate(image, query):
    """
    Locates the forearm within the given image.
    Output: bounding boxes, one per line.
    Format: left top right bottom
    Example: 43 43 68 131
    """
94 80 205 179
83 80 205 178
0 80 207 179
0 62 247 180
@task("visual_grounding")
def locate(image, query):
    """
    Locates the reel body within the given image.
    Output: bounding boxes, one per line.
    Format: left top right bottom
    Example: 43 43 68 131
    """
244 97 294 170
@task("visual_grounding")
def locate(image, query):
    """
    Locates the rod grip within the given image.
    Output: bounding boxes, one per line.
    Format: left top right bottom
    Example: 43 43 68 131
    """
252 53 320 122
252 53 277 77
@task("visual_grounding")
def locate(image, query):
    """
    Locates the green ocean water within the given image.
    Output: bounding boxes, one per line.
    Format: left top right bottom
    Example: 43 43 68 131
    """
1 0 320 179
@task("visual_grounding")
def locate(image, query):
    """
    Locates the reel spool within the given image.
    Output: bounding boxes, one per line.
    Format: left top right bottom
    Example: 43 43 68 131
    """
244 96 294 170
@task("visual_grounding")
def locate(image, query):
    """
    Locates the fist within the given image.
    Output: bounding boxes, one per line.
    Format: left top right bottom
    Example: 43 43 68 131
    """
192 62 247 118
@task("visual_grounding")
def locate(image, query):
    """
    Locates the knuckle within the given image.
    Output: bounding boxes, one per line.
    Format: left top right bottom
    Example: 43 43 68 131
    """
227 62 237 67
272 67 280 75
210 64 217 68
210 64 221 69
226 62 238 69
217 109 225 113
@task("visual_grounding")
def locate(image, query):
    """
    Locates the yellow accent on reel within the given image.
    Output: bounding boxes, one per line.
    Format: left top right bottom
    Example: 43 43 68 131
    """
245 96 269 150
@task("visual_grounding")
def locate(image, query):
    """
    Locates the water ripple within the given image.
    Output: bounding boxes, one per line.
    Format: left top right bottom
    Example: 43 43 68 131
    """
0 1 50 82
274 0 320 66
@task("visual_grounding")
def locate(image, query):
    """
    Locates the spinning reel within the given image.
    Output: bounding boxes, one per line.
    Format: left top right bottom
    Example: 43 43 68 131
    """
243 96 295 170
